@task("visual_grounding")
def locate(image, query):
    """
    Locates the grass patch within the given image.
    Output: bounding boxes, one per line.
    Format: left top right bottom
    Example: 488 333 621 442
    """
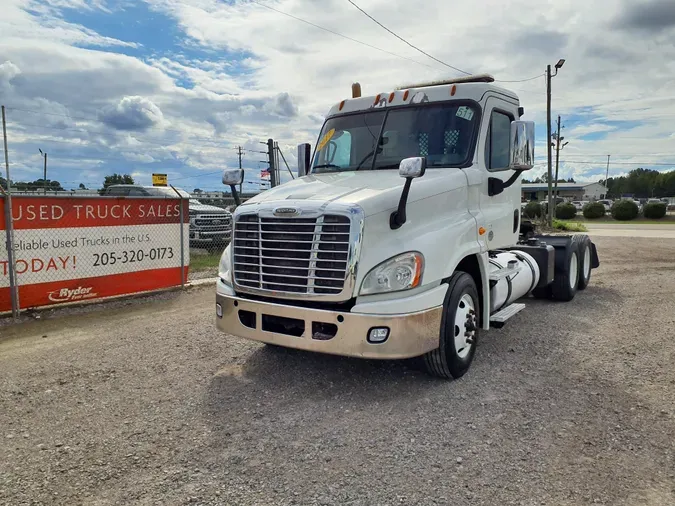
569 214 675 225
189 252 221 272
552 219 588 232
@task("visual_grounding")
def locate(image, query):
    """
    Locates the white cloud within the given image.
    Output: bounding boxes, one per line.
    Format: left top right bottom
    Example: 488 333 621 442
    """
1 0 674 189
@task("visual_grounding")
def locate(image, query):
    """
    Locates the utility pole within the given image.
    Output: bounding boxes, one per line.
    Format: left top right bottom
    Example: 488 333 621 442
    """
546 65 553 226
545 58 565 226
604 155 611 198
2 105 20 318
552 115 569 218
236 146 243 194
39 149 47 195
267 138 277 188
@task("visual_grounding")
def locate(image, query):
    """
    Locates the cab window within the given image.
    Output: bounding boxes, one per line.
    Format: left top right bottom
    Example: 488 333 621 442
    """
485 110 513 171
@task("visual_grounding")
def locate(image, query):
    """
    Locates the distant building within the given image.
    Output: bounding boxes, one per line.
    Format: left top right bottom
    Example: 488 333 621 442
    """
522 182 606 202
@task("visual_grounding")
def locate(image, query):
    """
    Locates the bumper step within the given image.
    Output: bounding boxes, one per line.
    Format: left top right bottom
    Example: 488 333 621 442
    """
490 303 526 328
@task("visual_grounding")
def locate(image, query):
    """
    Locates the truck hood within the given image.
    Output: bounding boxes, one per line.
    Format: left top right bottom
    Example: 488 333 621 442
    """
190 203 230 214
241 170 467 216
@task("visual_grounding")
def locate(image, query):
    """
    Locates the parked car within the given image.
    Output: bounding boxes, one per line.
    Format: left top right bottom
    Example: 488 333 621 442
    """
102 184 233 247
597 199 613 212
571 200 589 212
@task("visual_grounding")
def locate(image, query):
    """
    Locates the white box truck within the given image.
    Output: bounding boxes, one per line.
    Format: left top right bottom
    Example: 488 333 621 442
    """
215 74 599 379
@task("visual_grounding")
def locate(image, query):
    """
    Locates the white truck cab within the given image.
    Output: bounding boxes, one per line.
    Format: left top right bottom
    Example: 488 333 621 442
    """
215 75 599 379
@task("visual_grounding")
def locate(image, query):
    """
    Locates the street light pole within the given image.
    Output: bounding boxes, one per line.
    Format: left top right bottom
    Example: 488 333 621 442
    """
545 58 565 226
546 65 553 226
39 149 47 195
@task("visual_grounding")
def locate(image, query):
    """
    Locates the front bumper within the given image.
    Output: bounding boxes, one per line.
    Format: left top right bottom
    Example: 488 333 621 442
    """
215 293 442 360
189 230 231 243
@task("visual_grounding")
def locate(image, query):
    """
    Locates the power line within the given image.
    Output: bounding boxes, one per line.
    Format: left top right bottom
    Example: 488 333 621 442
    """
558 160 675 166
495 74 545 83
247 0 436 69
344 0 470 75
250 1 547 83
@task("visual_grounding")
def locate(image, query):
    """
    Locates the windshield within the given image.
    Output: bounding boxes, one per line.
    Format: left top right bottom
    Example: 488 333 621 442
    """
147 187 190 198
311 103 479 173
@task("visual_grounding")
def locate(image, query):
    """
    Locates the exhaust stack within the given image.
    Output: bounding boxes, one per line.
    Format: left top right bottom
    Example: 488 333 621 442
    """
351 82 361 98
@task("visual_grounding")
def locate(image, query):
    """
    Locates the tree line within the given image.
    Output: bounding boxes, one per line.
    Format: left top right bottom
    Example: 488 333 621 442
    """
603 168 675 199
0 173 135 193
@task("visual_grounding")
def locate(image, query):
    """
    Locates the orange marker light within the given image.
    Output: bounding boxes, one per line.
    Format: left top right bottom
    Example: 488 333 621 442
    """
479 227 486 236
339 100 346 111
450 85 457 96
403 89 409 101
374 94 381 105
412 254 423 288
389 92 395 103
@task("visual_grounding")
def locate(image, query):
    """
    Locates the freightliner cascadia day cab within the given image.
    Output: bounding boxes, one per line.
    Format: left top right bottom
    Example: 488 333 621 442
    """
215 74 600 379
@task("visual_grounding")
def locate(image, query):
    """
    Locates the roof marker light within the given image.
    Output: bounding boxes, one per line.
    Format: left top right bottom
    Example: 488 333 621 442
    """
339 100 346 111
388 92 395 103
374 94 381 105
450 85 457 96
403 90 409 101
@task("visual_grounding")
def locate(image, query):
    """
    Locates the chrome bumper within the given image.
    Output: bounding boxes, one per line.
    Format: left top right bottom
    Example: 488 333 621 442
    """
215 294 442 360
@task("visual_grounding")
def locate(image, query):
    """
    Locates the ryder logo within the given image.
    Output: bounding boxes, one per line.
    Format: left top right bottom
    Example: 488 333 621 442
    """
48 286 97 303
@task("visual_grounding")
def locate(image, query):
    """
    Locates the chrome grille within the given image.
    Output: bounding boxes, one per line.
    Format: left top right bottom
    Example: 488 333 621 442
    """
233 213 351 295
194 213 231 230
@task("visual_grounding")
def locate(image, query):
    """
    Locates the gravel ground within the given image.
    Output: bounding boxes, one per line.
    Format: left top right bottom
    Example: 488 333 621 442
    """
1 235 674 506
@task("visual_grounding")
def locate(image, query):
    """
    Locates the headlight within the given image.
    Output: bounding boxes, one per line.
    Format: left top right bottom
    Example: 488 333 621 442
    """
219 244 233 286
360 252 424 295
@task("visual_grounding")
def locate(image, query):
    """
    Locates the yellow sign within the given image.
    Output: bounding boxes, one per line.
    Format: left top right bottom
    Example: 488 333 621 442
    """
152 173 168 187
316 128 336 151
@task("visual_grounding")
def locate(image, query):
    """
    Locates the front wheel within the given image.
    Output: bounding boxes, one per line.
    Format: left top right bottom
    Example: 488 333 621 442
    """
423 272 480 379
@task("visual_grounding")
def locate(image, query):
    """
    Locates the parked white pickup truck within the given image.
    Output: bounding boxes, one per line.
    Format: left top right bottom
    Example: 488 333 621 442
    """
215 75 599 379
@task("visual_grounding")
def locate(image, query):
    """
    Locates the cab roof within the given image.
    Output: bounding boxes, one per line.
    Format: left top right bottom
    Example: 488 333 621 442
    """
327 74 519 118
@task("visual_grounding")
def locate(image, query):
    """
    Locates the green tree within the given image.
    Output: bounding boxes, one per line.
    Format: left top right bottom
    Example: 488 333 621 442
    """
13 179 64 191
103 173 135 188
79 183 88 190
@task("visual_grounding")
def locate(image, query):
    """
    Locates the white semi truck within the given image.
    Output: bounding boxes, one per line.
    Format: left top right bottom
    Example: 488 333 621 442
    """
215 75 599 379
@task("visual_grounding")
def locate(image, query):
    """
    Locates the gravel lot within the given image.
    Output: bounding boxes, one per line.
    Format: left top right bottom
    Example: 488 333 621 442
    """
1 235 674 506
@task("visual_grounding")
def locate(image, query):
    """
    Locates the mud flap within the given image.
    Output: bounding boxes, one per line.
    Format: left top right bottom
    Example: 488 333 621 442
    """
591 242 600 268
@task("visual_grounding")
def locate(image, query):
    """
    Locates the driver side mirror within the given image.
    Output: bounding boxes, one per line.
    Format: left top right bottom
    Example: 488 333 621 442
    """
509 120 535 170
399 156 426 179
297 143 311 177
222 168 244 185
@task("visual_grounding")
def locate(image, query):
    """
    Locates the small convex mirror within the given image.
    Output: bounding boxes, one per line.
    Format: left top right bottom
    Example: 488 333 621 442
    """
222 168 244 185
398 157 427 179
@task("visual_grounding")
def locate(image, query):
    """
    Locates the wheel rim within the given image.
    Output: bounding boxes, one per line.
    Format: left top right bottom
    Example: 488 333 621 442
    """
583 245 591 280
569 252 578 289
454 293 476 359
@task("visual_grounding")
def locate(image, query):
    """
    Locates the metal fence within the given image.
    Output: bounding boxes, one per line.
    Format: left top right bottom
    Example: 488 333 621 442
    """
0 193 209 318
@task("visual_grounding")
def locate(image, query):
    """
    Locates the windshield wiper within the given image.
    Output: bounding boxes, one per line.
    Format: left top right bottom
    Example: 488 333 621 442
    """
374 163 400 170
313 164 342 170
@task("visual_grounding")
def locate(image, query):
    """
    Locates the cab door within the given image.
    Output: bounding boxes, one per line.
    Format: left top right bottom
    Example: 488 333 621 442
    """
477 96 521 250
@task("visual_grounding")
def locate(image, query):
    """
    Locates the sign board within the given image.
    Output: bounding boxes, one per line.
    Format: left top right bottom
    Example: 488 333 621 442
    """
0 196 189 312
152 173 168 187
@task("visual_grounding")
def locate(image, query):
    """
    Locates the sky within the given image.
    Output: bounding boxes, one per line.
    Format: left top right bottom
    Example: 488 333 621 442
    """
1 0 674 193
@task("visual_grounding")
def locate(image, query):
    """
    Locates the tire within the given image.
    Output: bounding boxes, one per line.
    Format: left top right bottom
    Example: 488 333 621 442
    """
550 240 580 302
423 272 480 379
573 234 592 290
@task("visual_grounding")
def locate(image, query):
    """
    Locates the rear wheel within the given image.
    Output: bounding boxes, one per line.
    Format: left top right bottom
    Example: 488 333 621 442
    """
423 272 480 379
550 241 579 301
573 235 592 290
